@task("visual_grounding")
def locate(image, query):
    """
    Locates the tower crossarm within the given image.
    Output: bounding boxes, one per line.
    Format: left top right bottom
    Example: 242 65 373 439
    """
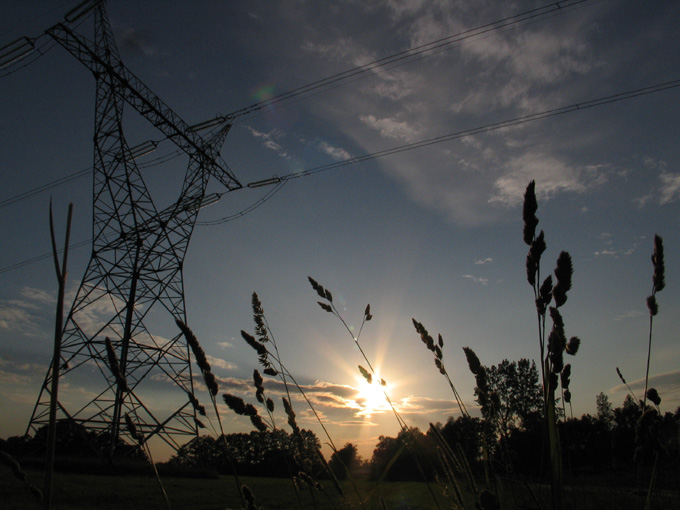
99 192 222 253
46 21 242 191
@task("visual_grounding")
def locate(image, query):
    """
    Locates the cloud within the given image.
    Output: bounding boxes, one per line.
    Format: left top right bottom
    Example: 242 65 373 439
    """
659 171 680 204
360 115 421 142
474 258 493 265
461 274 489 286
0 369 31 385
614 310 645 321
0 286 55 334
0 306 35 332
594 233 637 259
610 370 680 398
217 341 233 349
206 355 237 371
317 141 350 161
489 152 603 206
246 127 289 158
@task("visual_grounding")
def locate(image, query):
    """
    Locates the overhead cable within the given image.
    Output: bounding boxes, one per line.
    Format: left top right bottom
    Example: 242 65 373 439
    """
198 78 680 225
225 0 592 120
1 76 678 270
0 0 593 208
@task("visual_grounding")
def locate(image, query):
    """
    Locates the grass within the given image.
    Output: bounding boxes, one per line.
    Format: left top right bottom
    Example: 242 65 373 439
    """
3 466 679 510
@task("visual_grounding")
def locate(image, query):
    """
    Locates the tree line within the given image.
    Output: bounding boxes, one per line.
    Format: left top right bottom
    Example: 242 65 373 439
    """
2 358 678 483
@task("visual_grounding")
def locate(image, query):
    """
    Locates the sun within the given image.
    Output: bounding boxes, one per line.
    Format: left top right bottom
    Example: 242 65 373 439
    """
356 376 391 417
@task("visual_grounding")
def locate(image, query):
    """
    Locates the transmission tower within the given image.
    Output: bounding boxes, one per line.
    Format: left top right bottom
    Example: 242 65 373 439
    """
26 1 241 455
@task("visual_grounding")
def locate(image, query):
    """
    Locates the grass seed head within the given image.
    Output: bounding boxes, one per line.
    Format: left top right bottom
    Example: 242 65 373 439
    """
176 319 212 375
463 347 482 375
647 295 659 316
523 180 539 246
241 331 268 357
318 301 333 313
646 387 661 406
652 234 665 292
553 251 573 308
566 336 580 355
359 365 372 384
616 366 627 384
560 364 571 389
223 393 247 415
203 370 219 396
250 414 268 432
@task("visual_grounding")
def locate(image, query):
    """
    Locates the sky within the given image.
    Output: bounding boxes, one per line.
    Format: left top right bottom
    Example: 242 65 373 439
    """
0 0 679 462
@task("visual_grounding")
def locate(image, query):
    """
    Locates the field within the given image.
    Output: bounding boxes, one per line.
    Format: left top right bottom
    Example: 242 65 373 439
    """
3 464 679 510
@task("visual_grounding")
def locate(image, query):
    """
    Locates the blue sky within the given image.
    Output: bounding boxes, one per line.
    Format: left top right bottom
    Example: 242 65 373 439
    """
1 0 679 460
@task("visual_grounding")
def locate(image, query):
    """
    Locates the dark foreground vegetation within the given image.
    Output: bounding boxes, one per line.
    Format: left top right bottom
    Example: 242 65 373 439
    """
2 464 680 510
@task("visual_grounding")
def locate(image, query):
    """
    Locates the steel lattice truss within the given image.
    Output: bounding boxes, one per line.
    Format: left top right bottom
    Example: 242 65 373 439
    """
27 2 241 455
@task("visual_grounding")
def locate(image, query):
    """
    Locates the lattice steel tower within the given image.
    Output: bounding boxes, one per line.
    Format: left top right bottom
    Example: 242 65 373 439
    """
27 1 241 454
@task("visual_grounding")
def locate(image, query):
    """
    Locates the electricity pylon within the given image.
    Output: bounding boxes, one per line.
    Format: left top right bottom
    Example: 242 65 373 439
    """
27 1 241 455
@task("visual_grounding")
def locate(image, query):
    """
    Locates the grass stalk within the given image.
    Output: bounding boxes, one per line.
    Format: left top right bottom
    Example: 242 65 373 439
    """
44 201 73 510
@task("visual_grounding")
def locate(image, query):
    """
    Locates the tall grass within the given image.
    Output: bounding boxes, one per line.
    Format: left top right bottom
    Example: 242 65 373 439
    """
44 202 73 510
522 180 582 510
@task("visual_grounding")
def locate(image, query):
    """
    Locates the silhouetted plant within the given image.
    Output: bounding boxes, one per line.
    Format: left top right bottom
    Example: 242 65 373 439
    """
176 319 246 509
522 180 582 510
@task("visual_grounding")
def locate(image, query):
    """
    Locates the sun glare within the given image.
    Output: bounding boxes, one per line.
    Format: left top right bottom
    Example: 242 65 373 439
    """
356 376 391 417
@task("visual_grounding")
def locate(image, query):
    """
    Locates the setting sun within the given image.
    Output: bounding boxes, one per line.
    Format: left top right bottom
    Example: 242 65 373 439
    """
355 376 391 417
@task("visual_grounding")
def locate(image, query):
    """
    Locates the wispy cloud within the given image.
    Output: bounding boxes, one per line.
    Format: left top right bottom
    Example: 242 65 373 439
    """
610 370 680 397
614 310 645 321
489 152 605 206
461 274 489 286
317 141 350 161
594 233 637 259
474 258 493 265
206 355 237 371
246 127 289 159
659 171 680 204
360 115 421 142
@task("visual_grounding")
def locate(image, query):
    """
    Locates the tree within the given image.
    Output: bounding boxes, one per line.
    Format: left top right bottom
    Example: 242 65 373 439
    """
168 429 324 478
437 415 484 467
483 358 542 437
595 392 614 430
328 442 359 480
369 428 434 481
612 394 642 465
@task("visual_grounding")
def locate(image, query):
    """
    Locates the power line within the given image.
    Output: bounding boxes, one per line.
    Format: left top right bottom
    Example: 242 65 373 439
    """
186 78 680 226
0 239 90 275
0 0 594 210
225 0 592 120
2 76 678 272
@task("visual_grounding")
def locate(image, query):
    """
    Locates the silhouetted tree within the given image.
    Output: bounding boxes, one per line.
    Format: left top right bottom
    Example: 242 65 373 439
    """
369 428 435 481
484 358 542 437
328 442 359 480
612 394 642 466
437 415 484 468
168 429 324 477
595 392 615 430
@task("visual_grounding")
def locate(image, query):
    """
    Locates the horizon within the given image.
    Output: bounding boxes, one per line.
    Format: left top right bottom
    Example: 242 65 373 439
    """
1 0 679 462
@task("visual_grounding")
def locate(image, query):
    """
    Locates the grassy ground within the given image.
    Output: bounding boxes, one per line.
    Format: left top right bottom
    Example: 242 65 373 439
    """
3 464 679 509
